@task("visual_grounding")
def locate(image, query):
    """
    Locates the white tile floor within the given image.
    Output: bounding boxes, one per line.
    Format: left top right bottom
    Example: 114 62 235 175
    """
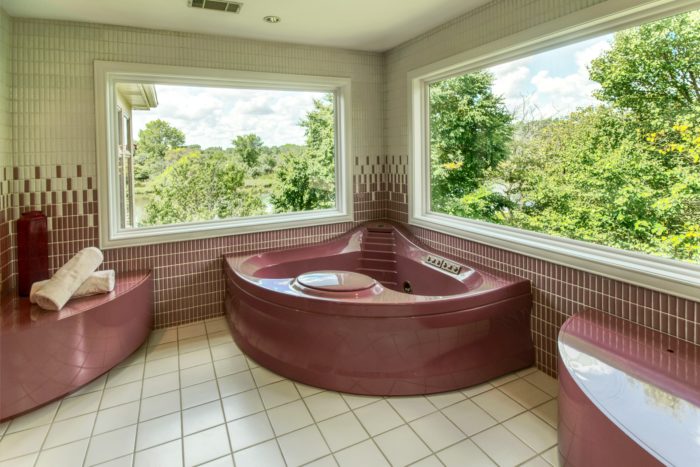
0 317 561 467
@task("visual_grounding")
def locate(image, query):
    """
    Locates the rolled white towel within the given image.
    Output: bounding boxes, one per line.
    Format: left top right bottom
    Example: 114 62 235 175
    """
30 270 116 304
33 247 104 311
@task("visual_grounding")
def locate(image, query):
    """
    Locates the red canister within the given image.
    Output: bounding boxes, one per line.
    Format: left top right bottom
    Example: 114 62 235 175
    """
17 211 49 296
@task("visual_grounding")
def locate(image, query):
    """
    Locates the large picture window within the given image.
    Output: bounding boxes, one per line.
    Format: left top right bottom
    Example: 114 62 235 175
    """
95 63 352 248
409 5 700 299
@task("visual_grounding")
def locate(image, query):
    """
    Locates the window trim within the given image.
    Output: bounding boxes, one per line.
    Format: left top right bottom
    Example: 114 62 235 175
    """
95 61 353 248
407 0 700 301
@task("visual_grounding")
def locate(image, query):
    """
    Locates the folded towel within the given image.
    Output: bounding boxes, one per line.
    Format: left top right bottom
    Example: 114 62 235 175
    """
33 247 104 311
30 270 115 304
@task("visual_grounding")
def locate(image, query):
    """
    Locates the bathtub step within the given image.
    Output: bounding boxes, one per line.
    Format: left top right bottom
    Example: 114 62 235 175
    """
360 251 395 261
360 258 397 269
362 242 395 252
363 235 394 244
357 268 398 283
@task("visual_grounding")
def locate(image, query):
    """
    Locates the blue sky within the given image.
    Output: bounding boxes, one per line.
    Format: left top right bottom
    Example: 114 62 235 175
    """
487 34 613 120
132 34 613 148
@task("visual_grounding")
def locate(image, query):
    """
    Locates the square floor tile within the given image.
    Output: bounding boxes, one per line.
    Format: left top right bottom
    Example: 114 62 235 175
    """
84 425 137 466
35 438 90 467
0 454 37 467
139 390 181 421
503 412 557 453
208 331 234 347
521 456 552 467
374 425 431 467
179 336 210 355
0 425 49 461
354 400 404 436
532 399 558 428
409 411 465 451
142 372 180 399
55 391 102 421
305 455 338 467
426 391 465 409
144 356 179 378
277 425 330 467
489 372 519 387
66 375 107 399
441 399 497 436
214 356 248 378
106 364 144 388
524 371 559 397
294 382 324 398
149 328 178 347
205 318 228 335
233 439 285 467
91 454 132 467
335 440 389 467
100 381 142 410
250 367 285 387
201 454 235 467
134 439 182 467
184 424 231 467
517 366 539 377
304 392 350 422
116 346 147 368
471 425 535 467
180 362 216 388
541 446 560 466
437 439 495 467
218 371 256 398
93 401 140 435
259 380 300 409
180 348 212 369
317 412 368 452
136 412 181 451
461 383 493 398
387 396 436 422
211 343 243 361
181 380 219 409
146 342 179 362
44 412 96 449
410 455 443 467
227 412 274 451
179 322 207 340
266 400 314 436
222 389 264 421
472 389 526 422
341 393 381 410
499 379 551 409
6 401 59 434
183 400 225 436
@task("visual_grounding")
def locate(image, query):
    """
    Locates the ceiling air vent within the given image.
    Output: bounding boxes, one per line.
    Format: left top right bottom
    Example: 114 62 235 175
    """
188 0 243 14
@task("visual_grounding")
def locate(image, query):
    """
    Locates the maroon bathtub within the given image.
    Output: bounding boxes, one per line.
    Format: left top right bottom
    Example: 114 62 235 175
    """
0 271 153 421
224 221 534 395
558 309 700 466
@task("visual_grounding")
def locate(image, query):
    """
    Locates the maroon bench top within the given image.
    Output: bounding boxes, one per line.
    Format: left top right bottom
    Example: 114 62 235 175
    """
558 309 700 466
1 270 151 332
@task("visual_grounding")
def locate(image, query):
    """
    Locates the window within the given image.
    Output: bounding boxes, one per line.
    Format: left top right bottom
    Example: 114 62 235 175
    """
409 3 700 300
95 62 352 248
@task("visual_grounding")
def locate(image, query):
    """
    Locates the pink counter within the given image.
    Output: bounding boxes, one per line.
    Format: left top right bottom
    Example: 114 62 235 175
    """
558 309 700 466
0 271 153 421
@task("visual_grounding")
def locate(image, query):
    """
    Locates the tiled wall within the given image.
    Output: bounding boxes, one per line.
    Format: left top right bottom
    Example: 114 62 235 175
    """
382 0 700 375
7 18 385 325
0 9 12 297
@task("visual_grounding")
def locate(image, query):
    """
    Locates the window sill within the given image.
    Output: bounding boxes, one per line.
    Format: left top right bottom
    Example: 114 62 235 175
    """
101 209 353 249
410 212 700 302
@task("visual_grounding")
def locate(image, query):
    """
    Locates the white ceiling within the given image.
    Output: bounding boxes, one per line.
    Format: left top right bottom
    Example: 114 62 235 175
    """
0 0 492 52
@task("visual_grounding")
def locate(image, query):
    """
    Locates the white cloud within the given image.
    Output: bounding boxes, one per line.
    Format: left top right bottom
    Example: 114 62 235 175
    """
131 85 325 148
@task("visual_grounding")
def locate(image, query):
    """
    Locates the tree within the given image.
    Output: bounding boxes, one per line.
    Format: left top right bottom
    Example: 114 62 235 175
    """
143 149 264 225
134 120 185 181
271 95 336 212
233 134 264 168
428 72 514 212
589 11 700 123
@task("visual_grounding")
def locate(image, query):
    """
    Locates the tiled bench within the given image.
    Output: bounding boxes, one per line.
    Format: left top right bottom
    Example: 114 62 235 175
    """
0 271 153 421
558 309 700 466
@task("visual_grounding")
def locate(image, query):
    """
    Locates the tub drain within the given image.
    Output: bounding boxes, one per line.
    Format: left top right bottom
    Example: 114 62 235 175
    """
403 281 413 293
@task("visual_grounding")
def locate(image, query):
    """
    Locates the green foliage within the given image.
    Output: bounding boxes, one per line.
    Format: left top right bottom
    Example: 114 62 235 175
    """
134 119 185 181
143 149 264 225
433 13 700 263
429 72 513 211
271 95 336 212
589 11 700 123
233 134 264 168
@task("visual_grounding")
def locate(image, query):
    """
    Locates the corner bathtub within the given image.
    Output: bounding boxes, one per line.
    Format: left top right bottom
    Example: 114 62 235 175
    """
224 222 534 395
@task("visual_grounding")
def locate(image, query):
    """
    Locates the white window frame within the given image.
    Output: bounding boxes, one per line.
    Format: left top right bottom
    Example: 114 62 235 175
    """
408 0 700 301
95 61 353 248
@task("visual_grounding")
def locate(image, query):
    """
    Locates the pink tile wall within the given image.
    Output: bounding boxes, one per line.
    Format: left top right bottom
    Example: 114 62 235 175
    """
11 162 384 327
